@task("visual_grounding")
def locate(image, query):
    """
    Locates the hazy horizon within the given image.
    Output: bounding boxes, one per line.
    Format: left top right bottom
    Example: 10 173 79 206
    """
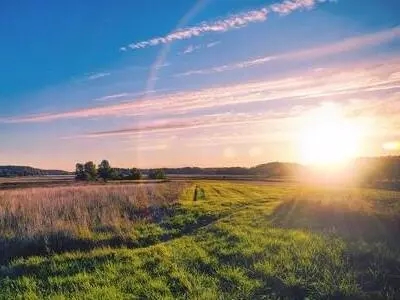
1 160 302 172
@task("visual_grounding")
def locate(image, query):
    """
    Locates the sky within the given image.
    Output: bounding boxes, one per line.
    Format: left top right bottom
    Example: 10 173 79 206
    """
0 0 399 170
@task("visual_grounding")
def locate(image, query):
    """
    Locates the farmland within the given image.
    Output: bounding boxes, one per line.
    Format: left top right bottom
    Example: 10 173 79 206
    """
1 181 400 299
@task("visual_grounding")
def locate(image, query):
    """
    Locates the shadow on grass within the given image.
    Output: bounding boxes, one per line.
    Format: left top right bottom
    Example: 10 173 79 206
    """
0 206 218 266
270 198 400 297
0 250 118 279
195 226 355 299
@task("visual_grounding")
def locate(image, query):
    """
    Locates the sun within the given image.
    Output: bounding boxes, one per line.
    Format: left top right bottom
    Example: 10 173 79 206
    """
299 103 362 166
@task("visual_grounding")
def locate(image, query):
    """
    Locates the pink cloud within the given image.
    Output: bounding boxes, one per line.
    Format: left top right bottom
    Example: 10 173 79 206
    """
2 57 399 124
176 27 400 77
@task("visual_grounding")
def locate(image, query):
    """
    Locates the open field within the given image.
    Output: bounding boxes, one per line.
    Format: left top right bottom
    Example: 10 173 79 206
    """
0 175 281 191
0 176 172 190
0 176 75 190
1 181 400 299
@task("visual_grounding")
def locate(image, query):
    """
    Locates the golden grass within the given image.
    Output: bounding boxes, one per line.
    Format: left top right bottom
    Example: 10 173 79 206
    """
0 182 185 238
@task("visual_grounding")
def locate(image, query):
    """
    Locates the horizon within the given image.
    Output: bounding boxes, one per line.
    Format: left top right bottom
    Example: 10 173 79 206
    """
1 0 400 170
2 155 399 173
0 160 301 172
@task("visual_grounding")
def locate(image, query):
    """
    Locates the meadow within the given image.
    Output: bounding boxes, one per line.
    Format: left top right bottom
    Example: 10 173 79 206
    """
1 181 400 299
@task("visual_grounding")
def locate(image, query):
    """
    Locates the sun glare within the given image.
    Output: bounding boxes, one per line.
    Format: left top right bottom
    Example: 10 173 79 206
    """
383 141 400 151
299 103 362 166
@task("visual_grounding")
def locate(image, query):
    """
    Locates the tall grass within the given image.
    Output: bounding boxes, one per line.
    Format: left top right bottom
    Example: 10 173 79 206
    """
0 183 186 262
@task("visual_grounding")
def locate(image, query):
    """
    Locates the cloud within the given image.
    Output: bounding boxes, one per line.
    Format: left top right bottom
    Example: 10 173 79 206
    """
176 27 400 77
175 56 276 76
2 57 399 124
83 113 271 138
87 72 111 80
121 0 330 51
77 85 400 139
180 41 220 55
125 8 268 50
93 93 129 102
206 41 221 48
270 0 329 15
181 44 201 54
280 26 400 60
93 89 172 103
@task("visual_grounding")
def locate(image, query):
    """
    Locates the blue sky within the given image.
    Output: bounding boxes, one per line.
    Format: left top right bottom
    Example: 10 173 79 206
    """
1 0 399 169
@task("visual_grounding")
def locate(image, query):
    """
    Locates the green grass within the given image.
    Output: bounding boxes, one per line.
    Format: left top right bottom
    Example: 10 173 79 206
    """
1 181 400 299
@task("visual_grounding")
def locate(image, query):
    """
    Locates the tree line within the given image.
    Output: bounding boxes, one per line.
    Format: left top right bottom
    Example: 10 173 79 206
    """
75 160 166 181
0 166 69 177
354 156 400 183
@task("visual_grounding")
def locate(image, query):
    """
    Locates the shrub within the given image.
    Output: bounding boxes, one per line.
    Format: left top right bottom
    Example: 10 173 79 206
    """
128 168 142 180
148 169 166 180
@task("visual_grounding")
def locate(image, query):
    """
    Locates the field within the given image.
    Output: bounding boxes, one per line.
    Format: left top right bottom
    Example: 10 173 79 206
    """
1 181 400 299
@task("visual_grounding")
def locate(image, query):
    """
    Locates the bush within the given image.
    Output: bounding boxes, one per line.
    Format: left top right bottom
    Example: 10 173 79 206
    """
148 169 166 180
128 168 142 180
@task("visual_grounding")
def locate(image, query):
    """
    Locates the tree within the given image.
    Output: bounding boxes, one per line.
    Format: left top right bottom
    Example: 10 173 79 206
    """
84 161 97 181
98 160 112 182
75 163 85 180
148 169 166 180
128 168 141 180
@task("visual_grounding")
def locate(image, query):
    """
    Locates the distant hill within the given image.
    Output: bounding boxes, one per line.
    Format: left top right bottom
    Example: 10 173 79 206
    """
161 162 305 177
0 166 71 177
353 156 400 182
249 162 305 177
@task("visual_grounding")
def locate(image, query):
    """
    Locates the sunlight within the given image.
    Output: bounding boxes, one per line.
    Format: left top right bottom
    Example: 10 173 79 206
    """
383 141 400 151
299 103 362 166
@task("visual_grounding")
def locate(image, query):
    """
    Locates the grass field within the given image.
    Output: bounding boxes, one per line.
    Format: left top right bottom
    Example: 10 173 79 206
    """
1 181 400 299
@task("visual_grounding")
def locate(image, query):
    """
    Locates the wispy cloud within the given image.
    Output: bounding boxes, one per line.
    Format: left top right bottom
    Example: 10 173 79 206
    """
80 86 400 139
83 113 272 138
121 0 330 51
270 0 329 15
181 44 201 54
2 57 399 124
93 89 172 102
206 41 221 48
176 27 400 77
175 56 276 76
87 72 111 80
93 93 129 102
279 26 400 60
180 41 220 55
125 8 267 50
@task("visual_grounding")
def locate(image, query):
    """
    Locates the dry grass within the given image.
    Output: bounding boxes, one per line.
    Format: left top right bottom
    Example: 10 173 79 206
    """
0 182 187 263
0 183 185 237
